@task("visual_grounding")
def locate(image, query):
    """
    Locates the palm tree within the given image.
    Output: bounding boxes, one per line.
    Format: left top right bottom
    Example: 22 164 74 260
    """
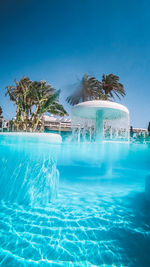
0 106 2 116
102 74 125 100
66 73 126 105
6 77 33 131
66 74 103 105
30 80 67 132
6 77 67 132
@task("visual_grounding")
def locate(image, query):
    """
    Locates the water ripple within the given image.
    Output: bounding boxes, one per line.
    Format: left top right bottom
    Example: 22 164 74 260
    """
0 187 150 266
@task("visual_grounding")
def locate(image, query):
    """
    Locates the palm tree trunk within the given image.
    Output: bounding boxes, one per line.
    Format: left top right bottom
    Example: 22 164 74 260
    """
39 118 45 132
33 117 41 132
82 89 87 102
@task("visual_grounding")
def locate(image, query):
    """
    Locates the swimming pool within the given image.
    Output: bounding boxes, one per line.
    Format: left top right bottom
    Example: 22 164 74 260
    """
0 135 150 266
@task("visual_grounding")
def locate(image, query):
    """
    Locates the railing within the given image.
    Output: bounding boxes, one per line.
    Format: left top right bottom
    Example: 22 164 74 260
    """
44 122 72 132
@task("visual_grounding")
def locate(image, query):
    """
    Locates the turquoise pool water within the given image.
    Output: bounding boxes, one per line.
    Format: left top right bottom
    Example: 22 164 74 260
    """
0 135 150 266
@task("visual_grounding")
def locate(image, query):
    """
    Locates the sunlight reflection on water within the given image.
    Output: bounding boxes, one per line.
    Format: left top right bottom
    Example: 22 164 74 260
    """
0 137 150 266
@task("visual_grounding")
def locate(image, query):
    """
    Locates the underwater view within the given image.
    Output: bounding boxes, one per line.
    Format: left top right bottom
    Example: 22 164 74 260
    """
1 0 150 266
0 135 150 266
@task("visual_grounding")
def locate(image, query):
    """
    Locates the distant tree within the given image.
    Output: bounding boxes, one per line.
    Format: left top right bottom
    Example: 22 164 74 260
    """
130 126 134 138
0 106 2 116
6 77 67 132
66 73 126 105
148 122 150 136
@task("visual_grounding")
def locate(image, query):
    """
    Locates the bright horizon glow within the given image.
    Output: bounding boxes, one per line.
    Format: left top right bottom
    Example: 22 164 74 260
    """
0 0 150 129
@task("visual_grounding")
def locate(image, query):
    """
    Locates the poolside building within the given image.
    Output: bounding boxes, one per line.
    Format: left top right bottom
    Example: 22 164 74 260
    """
43 115 71 133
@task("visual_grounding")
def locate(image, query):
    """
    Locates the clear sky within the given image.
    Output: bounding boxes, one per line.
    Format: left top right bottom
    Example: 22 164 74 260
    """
0 0 150 128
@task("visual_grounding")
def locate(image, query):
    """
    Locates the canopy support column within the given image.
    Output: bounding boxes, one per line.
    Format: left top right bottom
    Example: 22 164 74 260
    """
96 110 104 142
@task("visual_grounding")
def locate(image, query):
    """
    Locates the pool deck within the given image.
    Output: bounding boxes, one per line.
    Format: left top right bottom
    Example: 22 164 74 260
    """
0 132 62 143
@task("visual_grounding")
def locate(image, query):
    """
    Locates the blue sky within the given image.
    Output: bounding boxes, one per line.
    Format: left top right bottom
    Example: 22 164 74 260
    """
0 0 150 128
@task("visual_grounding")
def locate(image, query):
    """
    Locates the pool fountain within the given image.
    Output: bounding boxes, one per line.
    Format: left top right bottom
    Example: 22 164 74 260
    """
71 100 130 142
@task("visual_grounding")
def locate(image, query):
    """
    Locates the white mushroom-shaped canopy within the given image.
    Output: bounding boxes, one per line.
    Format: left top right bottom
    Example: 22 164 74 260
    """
71 100 129 120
